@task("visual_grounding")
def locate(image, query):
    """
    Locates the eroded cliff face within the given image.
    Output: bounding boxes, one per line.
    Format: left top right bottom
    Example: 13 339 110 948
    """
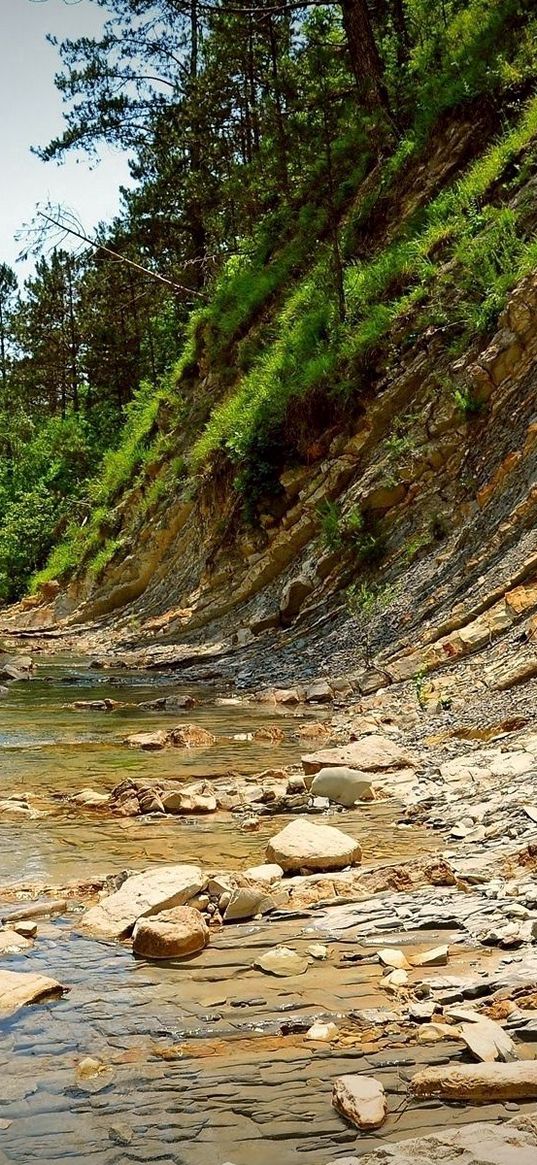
6 109 537 705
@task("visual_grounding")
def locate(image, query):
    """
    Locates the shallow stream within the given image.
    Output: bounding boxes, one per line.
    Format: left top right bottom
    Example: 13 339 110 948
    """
0 659 524 1163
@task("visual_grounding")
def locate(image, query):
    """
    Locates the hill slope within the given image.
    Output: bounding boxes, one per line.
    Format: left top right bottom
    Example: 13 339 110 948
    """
5 85 537 710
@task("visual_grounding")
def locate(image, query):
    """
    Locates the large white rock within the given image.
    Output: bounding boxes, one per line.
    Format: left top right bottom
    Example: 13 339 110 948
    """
309 767 374 805
79 865 205 941
332 1075 387 1130
302 735 415 776
326 1115 537 1164
266 818 361 873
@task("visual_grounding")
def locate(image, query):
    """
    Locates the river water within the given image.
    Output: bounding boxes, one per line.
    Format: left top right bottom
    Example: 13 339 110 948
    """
0 659 514 1164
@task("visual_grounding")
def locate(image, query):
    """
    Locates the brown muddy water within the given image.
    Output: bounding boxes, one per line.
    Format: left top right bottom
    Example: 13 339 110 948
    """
0 660 519 1164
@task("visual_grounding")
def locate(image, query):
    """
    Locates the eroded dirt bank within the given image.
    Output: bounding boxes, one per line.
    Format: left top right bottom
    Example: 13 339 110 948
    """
0 651 537 1163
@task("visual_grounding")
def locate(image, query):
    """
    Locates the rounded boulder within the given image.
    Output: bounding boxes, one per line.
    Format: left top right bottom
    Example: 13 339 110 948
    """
266 818 361 873
132 905 209 960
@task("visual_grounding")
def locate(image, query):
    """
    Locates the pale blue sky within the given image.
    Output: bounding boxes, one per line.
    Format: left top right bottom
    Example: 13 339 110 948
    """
1 0 132 278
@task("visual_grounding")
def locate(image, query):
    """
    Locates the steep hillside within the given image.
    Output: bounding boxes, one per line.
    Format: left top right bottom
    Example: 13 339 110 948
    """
6 87 537 710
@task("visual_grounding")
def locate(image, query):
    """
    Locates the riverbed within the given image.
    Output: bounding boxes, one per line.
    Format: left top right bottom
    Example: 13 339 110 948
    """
0 658 535 1164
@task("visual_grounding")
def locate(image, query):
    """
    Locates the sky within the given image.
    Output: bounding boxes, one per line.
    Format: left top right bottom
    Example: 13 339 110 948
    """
0 0 132 280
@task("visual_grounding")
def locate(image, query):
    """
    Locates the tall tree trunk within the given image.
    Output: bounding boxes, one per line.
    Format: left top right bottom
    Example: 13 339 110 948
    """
0 302 6 400
340 0 391 116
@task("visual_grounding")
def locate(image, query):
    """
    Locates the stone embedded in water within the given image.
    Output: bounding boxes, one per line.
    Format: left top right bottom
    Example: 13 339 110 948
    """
266 818 361 873
332 1074 387 1130
254 946 309 977
302 735 415 776
410 1061 537 1102
108 1122 133 1146
169 724 216 748
132 905 209 959
160 788 217 814
75 1057 114 1094
124 730 168 751
0 969 65 1018
79 865 206 941
309 767 374 806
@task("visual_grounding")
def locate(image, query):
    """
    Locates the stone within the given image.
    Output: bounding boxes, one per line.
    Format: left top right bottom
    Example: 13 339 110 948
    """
266 818 361 873
79 865 205 941
332 1075 387 1131
302 735 415 776
75 1057 114 1094
0 930 33 955
308 943 329 960
0 969 65 1017
71 699 120 711
160 789 217 814
378 948 410 970
72 788 110 807
0 655 33 682
410 1062 537 1102
342 1115 537 1164
408 1000 436 1022
411 944 449 968
305 680 334 703
309 767 374 806
132 905 209 959
13 921 37 939
417 1022 461 1043
254 946 309 977
306 1021 338 1041
169 724 217 748
223 888 274 921
459 1016 517 1063
124 730 168 750
139 694 196 711
0 686 8 697
381 968 408 990
243 863 283 884
280 575 313 623
108 1122 133 1146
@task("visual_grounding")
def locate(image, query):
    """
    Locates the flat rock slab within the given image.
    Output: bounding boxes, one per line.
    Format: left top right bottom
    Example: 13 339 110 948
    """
411 1061 537 1102
302 735 415 776
266 818 361 873
347 1114 537 1165
0 969 65 1018
459 1015 517 1063
79 865 205 941
332 1074 387 1130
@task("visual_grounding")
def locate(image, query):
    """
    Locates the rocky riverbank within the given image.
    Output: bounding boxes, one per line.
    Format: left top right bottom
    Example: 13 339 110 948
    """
0 649 537 1162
